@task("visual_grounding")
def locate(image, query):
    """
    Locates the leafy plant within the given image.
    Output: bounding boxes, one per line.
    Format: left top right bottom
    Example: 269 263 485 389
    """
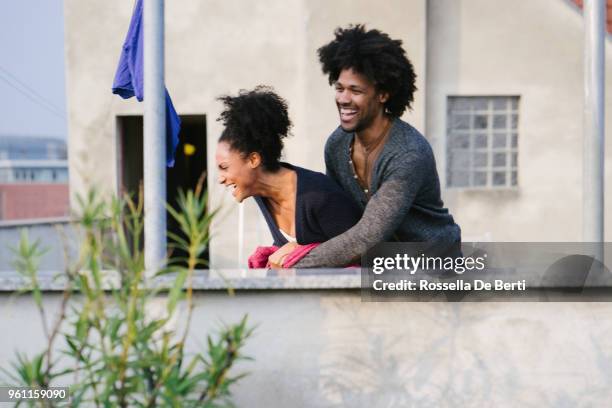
2 184 253 407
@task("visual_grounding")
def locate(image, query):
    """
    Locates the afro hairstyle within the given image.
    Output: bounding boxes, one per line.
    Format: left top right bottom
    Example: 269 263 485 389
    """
317 24 417 117
217 86 292 172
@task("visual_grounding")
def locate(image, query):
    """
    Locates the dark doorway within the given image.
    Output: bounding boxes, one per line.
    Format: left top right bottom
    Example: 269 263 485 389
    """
117 115 209 265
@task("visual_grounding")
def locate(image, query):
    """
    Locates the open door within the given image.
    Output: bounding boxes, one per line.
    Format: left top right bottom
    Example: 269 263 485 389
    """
117 115 209 265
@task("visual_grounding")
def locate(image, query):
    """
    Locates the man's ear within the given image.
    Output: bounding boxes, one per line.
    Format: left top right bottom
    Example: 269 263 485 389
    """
378 91 390 104
248 152 262 169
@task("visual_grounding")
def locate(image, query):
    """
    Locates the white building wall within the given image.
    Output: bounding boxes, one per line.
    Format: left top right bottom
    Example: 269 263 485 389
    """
64 0 611 261
426 0 612 241
63 0 426 267
3 291 612 406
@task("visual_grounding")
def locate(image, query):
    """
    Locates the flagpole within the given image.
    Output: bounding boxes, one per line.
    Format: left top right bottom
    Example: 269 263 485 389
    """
144 0 166 273
583 0 605 257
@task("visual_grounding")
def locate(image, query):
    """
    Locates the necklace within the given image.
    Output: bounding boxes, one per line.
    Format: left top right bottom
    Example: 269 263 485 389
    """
349 119 391 197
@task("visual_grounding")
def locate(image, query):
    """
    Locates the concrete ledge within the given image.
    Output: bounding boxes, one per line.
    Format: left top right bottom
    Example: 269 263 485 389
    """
0 268 362 292
2 265 612 295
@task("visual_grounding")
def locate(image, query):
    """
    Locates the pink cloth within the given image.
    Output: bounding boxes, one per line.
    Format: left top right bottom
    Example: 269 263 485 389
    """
248 246 278 268
282 243 319 267
247 243 320 268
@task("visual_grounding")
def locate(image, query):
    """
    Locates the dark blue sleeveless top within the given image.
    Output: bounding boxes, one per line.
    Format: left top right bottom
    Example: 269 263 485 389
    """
254 163 362 246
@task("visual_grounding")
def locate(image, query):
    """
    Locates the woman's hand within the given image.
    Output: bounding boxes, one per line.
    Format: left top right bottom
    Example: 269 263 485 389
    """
268 242 299 269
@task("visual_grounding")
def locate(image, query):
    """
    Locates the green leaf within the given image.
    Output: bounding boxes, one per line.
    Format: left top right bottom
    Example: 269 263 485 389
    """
167 269 187 315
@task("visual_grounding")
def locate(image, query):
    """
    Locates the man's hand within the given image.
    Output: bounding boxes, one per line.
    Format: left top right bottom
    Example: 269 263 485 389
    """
268 242 299 269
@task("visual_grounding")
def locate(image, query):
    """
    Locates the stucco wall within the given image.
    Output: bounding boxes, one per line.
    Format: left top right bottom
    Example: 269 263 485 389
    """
426 0 612 241
63 0 426 268
3 291 612 406
64 0 611 261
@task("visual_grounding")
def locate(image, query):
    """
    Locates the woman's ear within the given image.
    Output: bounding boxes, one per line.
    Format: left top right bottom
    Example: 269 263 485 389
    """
248 152 262 169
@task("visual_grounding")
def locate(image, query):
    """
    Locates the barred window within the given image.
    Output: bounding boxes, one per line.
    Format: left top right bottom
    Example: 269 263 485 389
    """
446 96 519 188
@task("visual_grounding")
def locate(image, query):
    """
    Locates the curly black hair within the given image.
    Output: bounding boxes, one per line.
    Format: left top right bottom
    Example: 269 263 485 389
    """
317 24 417 117
217 86 292 172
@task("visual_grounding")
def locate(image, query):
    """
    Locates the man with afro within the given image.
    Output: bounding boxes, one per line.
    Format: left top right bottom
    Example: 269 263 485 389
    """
293 25 461 267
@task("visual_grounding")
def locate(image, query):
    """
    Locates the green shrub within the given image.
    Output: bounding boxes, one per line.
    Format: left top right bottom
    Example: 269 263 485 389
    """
2 185 253 407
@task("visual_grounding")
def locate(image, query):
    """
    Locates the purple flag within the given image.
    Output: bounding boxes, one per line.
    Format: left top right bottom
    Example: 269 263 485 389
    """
112 0 180 167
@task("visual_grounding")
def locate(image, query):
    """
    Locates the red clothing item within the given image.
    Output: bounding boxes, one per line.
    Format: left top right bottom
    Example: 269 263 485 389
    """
248 244 320 269
282 243 319 267
248 246 278 268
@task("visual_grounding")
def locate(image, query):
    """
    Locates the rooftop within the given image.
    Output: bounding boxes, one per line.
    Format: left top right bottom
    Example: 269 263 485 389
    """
0 136 67 160
572 0 612 34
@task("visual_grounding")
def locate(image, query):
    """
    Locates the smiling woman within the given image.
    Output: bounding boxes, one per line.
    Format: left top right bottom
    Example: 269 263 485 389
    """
215 87 362 267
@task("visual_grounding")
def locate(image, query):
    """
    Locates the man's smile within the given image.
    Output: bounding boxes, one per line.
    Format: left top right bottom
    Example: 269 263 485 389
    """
339 107 358 122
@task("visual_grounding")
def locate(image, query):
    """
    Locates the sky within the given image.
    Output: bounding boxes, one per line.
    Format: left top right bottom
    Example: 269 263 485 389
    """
0 0 67 140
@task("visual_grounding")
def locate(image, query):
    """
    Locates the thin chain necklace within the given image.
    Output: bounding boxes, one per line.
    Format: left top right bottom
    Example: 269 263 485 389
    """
349 119 391 196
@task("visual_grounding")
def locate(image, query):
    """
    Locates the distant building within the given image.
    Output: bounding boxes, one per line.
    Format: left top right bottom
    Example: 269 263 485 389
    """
0 160 68 183
0 136 69 221
0 136 67 160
